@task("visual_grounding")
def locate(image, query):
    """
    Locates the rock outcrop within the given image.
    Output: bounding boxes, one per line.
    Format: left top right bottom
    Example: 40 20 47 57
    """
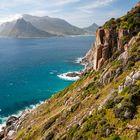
82 3 140 71
83 28 130 70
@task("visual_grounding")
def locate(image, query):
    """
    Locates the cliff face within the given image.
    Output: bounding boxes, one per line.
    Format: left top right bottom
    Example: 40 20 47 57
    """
93 28 130 70
83 3 140 71
1 3 140 140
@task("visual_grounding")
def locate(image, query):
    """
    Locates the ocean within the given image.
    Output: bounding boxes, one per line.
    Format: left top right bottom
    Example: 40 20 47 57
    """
0 36 95 126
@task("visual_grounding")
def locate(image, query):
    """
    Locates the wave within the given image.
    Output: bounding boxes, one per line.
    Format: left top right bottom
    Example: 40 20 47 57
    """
0 101 44 131
57 72 80 81
75 57 83 64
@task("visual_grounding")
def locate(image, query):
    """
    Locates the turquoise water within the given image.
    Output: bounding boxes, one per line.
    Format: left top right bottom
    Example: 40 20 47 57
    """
0 36 95 124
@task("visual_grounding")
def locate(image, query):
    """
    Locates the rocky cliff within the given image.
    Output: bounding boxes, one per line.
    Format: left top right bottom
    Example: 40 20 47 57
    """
83 2 140 71
0 2 140 140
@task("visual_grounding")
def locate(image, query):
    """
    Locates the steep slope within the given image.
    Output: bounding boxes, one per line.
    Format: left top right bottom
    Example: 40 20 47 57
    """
22 14 87 35
83 23 99 34
0 2 140 140
0 18 55 38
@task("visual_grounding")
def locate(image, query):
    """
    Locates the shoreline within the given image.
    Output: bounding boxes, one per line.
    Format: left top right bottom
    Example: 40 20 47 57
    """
0 56 87 138
0 101 44 131
0 34 95 39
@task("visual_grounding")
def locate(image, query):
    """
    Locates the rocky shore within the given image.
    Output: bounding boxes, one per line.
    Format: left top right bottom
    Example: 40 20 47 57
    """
0 110 30 140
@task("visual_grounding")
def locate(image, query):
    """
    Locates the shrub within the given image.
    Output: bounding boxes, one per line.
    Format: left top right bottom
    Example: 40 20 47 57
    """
82 120 97 132
109 134 121 140
120 21 129 29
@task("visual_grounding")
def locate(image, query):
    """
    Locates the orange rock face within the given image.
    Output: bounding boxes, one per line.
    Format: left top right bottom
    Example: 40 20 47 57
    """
93 28 129 70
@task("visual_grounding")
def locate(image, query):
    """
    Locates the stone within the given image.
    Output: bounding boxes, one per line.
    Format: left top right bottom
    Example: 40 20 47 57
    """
76 88 81 92
101 70 113 85
0 131 4 139
124 44 129 51
124 110 133 119
124 76 133 86
118 85 124 93
7 130 15 137
66 72 80 78
132 71 140 81
106 128 112 137
116 67 122 77
6 116 18 127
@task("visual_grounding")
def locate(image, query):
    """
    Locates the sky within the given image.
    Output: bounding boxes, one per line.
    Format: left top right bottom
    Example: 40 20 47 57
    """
0 0 139 27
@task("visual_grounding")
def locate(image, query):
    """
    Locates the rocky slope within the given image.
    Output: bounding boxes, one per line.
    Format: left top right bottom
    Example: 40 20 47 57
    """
0 2 140 140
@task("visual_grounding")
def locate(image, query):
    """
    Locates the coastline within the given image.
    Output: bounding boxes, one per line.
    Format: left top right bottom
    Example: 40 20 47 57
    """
0 56 87 138
0 101 44 131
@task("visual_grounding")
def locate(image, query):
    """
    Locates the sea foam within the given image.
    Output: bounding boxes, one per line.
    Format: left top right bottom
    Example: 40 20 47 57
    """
57 72 80 81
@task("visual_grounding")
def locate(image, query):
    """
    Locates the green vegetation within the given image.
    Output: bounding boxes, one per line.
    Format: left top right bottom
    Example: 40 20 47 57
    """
15 3 140 140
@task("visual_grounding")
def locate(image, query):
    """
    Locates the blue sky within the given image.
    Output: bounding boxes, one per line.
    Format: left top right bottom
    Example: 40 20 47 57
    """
0 0 139 27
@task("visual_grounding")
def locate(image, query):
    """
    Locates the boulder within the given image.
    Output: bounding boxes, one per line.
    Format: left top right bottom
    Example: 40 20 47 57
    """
7 130 15 137
118 85 124 93
0 131 4 139
124 76 133 87
132 71 140 81
106 128 112 137
6 116 18 127
115 67 122 78
66 72 80 78
124 110 133 119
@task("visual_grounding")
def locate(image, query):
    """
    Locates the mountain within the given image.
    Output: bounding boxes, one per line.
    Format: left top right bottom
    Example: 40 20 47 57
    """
22 14 86 35
0 21 15 34
83 23 99 34
0 18 55 38
1 2 140 140
0 15 97 37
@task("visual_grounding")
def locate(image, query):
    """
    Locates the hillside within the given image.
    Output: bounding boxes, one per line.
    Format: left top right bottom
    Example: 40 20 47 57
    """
0 15 98 37
0 18 55 38
0 2 140 140
22 14 87 36
83 23 99 34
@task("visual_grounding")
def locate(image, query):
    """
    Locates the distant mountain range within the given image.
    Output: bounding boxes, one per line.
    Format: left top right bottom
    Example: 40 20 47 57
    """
0 14 99 38
83 23 99 34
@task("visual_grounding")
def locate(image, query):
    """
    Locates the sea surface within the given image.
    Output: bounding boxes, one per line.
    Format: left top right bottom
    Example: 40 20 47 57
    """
0 36 95 125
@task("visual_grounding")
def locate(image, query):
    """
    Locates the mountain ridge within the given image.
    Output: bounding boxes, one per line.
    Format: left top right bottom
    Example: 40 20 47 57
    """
0 18 55 38
83 23 99 34
0 15 98 37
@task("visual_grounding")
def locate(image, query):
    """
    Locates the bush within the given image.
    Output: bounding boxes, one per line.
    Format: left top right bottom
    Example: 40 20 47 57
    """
120 21 129 29
109 134 121 140
82 120 97 132
105 99 115 109
68 124 79 136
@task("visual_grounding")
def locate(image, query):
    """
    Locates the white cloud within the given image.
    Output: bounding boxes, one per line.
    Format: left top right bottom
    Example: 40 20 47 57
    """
0 0 127 27
79 0 115 10
46 0 80 7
